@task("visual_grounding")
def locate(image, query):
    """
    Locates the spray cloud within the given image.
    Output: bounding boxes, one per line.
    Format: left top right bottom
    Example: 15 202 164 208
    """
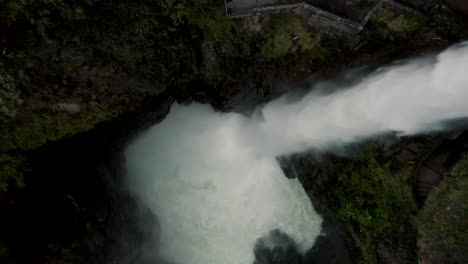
125 42 468 264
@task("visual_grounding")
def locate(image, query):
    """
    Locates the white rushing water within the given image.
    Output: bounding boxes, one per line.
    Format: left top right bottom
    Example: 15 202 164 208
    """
125 105 321 264
125 42 468 264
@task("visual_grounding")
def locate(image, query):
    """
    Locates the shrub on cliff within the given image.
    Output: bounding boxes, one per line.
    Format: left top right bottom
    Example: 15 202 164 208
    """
416 153 468 263
371 6 423 36
331 153 416 263
0 63 22 118
428 9 468 42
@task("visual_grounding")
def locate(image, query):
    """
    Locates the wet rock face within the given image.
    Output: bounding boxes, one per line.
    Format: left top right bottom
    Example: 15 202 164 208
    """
0 93 173 263
201 41 220 75
254 230 302 264
277 153 355 264
375 220 418 264
302 197 354 264
445 0 468 16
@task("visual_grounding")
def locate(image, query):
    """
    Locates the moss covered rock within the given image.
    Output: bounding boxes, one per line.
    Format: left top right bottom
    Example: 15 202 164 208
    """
0 63 22 118
329 152 417 263
259 14 323 61
371 6 424 36
416 154 468 263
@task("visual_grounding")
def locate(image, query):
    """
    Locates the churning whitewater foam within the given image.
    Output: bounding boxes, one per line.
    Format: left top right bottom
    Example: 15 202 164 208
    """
125 105 321 264
125 42 468 264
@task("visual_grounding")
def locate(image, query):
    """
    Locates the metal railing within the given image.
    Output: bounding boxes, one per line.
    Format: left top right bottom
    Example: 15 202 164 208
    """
225 0 426 32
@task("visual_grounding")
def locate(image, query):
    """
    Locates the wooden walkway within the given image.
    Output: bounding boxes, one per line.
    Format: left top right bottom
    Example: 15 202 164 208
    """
413 131 468 205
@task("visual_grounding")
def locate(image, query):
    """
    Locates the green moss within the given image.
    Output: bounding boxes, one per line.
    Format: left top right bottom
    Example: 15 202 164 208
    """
0 0 232 192
0 243 16 264
0 152 26 192
0 63 23 117
386 15 421 33
0 244 10 259
182 2 241 54
331 152 416 263
372 7 423 34
259 14 322 61
416 154 468 263
429 11 468 42
0 245 7 256
0 89 142 192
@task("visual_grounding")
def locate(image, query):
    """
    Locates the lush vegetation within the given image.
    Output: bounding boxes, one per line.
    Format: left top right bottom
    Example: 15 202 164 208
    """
428 9 468 42
331 152 416 263
0 93 139 191
258 14 324 61
0 1 330 192
371 6 424 35
0 62 23 117
330 149 468 264
416 153 468 263
1 0 233 82
0 0 223 192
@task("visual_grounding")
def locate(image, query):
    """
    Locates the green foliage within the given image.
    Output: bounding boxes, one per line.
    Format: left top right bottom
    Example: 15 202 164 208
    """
1 0 72 42
0 242 17 264
0 0 246 83
0 1 319 193
259 14 321 60
332 153 416 263
428 11 468 42
0 152 26 192
0 245 7 256
172 0 240 53
1 0 27 25
0 63 22 117
0 0 235 192
416 153 468 263
2 0 188 80
0 244 13 263
386 15 421 33
0 88 140 192
372 7 423 34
